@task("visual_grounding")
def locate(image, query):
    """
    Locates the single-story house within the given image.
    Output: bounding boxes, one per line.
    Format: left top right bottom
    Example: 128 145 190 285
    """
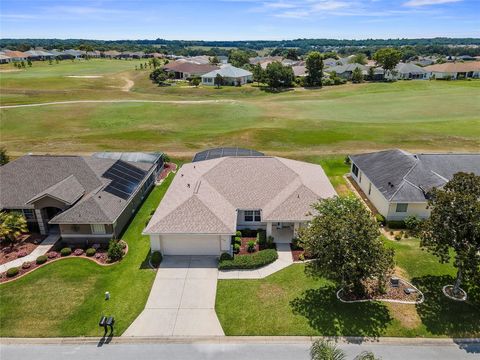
389 63 426 80
0 54 11 63
63 49 85 59
163 61 219 80
103 50 122 59
349 149 480 221
144 155 336 256
322 58 339 68
0 153 163 245
201 64 253 86
326 63 368 80
92 152 165 179
24 50 55 60
292 65 307 77
424 62 480 79
2 50 29 61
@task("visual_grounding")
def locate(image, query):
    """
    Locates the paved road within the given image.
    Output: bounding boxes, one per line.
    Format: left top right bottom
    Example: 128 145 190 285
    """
1 341 479 360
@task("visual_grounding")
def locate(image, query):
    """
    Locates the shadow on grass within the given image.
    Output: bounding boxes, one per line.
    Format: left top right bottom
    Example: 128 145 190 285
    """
290 284 392 338
414 275 480 338
139 248 152 270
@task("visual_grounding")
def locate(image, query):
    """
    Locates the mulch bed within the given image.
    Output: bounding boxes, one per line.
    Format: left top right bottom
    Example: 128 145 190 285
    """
290 244 315 262
339 278 421 303
0 233 45 265
238 237 260 255
158 162 177 181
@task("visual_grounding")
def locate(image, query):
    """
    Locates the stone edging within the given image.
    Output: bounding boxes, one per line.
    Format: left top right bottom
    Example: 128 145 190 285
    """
336 277 424 305
442 285 467 301
0 243 129 285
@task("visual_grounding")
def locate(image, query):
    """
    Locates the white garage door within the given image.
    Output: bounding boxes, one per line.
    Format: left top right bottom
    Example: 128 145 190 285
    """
161 234 220 256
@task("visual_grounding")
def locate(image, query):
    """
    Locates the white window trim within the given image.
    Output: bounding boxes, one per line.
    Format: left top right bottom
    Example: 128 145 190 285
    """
91 224 107 235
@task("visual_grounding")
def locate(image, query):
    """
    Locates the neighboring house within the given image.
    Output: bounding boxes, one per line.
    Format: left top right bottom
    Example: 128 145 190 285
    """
103 50 122 59
349 149 480 221
0 154 162 245
24 49 55 60
63 49 85 59
292 65 307 77
0 54 11 63
322 58 338 68
2 50 29 61
387 63 426 80
326 63 368 80
86 50 101 58
163 61 219 79
92 152 165 179
144 155 336 256
424 62 480 79
201 64 253 86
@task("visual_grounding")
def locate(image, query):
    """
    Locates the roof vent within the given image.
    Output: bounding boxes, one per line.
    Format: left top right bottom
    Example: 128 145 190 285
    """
187 183 190 188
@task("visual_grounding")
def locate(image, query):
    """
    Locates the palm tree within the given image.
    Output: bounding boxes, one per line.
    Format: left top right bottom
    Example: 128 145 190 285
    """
353 352 379 360
310 339 346 360
0 212 28 248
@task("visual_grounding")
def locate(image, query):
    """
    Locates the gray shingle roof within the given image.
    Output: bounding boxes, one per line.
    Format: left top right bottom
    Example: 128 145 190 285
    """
201 65 252 78
395 63 426 75
0 155 154 224
350 150 480 202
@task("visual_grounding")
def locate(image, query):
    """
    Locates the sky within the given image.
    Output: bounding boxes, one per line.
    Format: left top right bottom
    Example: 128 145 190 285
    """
0 0 478 40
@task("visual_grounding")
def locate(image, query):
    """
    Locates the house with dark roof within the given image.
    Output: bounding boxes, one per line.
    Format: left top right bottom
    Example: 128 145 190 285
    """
0 153 163 245
163 61 219 79
349 149 480 221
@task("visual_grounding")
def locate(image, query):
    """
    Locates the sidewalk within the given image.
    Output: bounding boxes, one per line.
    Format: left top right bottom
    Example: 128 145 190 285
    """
0 233 60 273
218 243 293 279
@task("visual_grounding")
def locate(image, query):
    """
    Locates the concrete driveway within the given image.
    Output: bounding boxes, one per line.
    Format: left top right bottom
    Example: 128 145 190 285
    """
123 256 224 336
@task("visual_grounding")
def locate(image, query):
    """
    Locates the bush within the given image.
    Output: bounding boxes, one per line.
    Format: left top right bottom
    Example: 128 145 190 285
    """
233 243 241 254
404 215 422 235
234 236 242 245
151 251 162 267
256 230 266 246
218 249 278 270
60 247 72 257
6 267 19 277
266 236 274 248
394 234 402 241
375 213 386 226
240 228 257 237
86 248 96 257
107 240 124 262
298 253 305 261
47 251 58 259
17 251 28 258
36 255 47 264
119 240 127 249
387 220 406 229
247 240 256 253
235 230 242 237
22 261 32 269
291 237 303 250
219 252 233 261
73 248 84 256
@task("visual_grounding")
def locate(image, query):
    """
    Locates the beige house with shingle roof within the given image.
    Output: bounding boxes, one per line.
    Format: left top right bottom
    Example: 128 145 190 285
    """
144 156 336 256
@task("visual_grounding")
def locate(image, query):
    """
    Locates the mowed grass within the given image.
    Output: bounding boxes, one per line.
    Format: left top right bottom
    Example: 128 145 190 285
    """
216 238 480 337
1 80 479 155
0 173 174 337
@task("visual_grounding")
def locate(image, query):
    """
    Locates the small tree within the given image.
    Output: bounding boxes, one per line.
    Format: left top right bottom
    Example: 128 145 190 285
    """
228 49 250 68
265 61 294 89
209 55 220 65
373 48 402 77
367 67 375 81
107 239 124 262
0 212 28 248
349 53 367 65
27 59 32 67
189 76 201 87
305 51 324 87
0 147 9 165
214 74 224 88
149 57 161 69
420 172 480 297
310 339 346 360
252 63 264 86
351 67 364 83
300 196 394 296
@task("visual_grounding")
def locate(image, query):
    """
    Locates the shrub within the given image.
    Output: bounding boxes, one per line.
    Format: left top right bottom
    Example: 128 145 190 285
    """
36 255 47 264
404 215 422 234
219 252 233 261
86 248 96 257
247 240 256 253
47 251 58 259
266 236 274 248
107 240 124 262
22 261 32 269
394 234 402 241
298 253 305 261
291 237 303 250
235 230 242 237
375 214 386 226
256 230 266 246
73 248 84 256
119 240 127 249
60 247 72 257
233 243 241 253
218 249 278 270
6 267 19 277
234 236 242 245
151 251 162 267
17 251 28 258
387 220 406 229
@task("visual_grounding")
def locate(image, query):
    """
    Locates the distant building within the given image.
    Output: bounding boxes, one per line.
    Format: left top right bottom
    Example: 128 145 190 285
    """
201 64 253 86
424 62 480 79
163 61 219 79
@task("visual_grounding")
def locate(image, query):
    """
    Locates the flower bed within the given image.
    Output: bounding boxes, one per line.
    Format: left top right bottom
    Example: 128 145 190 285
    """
219 249 278 270
0 233 45 265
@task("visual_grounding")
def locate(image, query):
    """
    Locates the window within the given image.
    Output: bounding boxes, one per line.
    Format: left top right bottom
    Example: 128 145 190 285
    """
396 203 408 213
352 163 359 177
368 182 372 195
22 209 36 221
91 224 106 234
244 210 261 222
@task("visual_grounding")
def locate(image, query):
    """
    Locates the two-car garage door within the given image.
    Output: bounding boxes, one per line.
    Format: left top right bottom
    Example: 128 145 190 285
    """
161 234 221 256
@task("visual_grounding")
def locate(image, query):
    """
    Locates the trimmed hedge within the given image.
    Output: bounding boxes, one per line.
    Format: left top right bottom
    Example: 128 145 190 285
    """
6 267 19 278
218 249 278 270
387 220 406 229
256 229 266 246
36 255 47 264
60 247 72 257
219 252 233 261
151 251 162 267
86 248 96 257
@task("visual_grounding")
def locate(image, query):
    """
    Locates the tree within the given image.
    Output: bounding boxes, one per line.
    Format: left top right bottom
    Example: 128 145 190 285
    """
251 63 264 86
0 147 9 165
265 61 294 89
149 57 161 69
27 59 32 67
0 212 28 248
310 339 346 360
349 53 367 65
149 68 167 85
285 48 299 60
305 51 324 87
209 55 220 65
351 67 364 83
214 73 224 88
367 66 375 81
228 49 250 68
300 196 395 296
420 172 480 297
373 48 402 75
189 76 201 87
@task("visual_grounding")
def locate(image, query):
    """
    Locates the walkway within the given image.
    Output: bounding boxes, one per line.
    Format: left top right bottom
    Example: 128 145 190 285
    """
218 243 293 280
123 256 224 337
0 233 60 273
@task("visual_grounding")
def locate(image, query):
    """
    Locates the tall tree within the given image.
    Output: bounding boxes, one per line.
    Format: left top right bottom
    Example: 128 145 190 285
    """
209 55 220 65
420 172 480 297
0 212 28 248
349 53 367 65
214 73 224 88
0 147 9 165
265 61 294 89
251 63 264 86
300 196 394 296
351 67 364 83
228 49 250 68
373 48 402 76
305 51 324 87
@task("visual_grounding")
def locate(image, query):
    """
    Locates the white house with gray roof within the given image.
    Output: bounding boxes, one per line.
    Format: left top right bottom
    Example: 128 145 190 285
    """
144 156 336 256
349 149 480 221
0 153 163 245
201 64 253 86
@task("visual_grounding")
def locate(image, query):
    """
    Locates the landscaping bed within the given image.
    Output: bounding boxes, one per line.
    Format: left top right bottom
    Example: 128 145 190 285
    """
219 249 278 270
0 233 45 265
158 162 177 181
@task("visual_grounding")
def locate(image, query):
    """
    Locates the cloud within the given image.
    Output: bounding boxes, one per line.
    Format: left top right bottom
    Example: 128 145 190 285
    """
403 0 462 6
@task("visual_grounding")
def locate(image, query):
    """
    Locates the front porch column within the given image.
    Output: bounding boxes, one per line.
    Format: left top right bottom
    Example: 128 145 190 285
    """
35 209 48 235
266 222 272 238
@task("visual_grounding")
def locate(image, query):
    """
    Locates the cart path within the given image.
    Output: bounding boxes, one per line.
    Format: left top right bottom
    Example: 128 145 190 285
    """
121 77 135 92
0 99 238 109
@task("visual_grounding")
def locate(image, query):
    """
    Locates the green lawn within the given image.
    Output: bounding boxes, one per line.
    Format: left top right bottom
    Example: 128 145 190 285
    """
216 238 480 337
0 172 175 337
